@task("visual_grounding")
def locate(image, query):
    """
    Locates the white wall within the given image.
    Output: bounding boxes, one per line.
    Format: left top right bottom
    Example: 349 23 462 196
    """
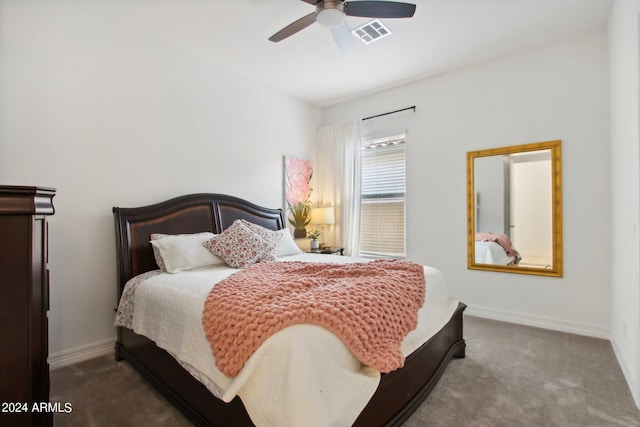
0 2 319 364
322 30 611 337
608 0 640 408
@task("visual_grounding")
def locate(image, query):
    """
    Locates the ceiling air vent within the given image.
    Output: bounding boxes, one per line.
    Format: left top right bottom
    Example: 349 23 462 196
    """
352 19 391 45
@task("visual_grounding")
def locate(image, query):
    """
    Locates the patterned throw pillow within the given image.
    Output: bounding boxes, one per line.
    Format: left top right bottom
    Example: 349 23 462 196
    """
239 220 283 261
203 220 279 268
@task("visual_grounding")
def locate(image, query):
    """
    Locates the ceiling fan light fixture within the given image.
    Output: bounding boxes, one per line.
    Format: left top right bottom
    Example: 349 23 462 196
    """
316 1 345 28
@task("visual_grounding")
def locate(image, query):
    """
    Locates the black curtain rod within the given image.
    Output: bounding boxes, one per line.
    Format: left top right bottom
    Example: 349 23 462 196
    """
361 105 416 121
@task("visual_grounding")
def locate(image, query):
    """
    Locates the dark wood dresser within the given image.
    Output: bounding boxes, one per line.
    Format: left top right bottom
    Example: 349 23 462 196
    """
0 186 55 427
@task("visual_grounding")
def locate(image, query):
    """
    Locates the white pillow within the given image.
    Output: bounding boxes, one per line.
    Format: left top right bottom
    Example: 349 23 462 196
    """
276 229 303 257
149 232 225 273
151 232 215 271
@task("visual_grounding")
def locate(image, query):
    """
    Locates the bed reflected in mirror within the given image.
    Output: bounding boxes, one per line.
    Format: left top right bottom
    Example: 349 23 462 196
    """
467 140 563 277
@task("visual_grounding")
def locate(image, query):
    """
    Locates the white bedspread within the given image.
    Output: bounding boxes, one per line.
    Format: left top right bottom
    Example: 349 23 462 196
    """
116 253 459 427
475 241 516 265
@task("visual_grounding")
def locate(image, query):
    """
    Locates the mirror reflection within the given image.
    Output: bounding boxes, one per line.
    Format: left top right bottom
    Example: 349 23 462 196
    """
467 140 562 277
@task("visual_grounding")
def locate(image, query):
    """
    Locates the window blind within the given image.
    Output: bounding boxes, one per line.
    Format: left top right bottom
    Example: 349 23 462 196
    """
359 136 406 258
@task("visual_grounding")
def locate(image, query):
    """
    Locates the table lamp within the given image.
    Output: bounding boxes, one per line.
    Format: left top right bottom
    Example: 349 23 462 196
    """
310 206 335 249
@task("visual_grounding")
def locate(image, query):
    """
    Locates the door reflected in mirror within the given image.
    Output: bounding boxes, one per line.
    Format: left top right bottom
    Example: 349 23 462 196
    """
467 140 562 277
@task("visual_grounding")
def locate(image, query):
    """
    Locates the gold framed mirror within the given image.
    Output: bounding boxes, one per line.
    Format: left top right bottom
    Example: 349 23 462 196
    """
467 140 562 277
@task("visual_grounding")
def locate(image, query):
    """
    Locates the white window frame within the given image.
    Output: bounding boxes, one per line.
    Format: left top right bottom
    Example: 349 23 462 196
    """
358 134 406 259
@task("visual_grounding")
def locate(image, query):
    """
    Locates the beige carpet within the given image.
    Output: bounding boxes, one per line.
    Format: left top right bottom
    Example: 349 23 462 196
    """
50 315 640 426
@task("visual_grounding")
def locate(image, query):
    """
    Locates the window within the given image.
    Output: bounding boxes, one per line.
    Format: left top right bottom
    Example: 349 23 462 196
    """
359 134 406 258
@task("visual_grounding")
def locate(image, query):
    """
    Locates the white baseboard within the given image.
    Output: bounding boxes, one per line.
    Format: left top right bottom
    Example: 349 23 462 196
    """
464 304 610 340
611 337 640 409
48 337 116 370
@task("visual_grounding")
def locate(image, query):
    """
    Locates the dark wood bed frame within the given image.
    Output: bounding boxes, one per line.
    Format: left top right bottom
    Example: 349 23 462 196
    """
113 193 466 427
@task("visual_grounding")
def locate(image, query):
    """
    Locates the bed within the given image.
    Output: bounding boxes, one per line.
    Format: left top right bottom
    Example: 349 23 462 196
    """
113 193 466 427
475 232 521 265
475 241 518 265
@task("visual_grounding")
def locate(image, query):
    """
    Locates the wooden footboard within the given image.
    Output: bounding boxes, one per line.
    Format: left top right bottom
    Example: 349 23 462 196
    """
354 302 466 426
115 302 465 427
116 328 254 426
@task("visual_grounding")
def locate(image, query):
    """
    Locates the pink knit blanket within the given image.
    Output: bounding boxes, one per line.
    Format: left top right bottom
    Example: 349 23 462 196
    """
202 260 426 377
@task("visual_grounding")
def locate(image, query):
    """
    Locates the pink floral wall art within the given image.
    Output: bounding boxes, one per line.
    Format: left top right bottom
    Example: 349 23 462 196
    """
284 156 313 236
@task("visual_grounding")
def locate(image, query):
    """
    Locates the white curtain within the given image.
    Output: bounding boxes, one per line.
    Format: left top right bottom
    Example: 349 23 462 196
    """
314 121 362 256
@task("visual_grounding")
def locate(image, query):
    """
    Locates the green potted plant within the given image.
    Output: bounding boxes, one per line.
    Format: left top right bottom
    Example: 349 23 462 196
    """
307 229 322 250
288 200 312 237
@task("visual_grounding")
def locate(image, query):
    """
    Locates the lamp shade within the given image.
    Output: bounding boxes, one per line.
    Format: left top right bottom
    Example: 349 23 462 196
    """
310 206 335 225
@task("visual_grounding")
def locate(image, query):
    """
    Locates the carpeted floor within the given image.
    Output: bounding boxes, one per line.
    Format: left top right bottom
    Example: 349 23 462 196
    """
50 315 640 426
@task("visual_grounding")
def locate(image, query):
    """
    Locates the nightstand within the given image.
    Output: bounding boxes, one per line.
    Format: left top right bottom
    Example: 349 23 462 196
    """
307 247 344 255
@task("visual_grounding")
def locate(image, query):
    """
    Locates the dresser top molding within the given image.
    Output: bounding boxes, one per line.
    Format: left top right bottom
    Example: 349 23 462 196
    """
0 186 56 216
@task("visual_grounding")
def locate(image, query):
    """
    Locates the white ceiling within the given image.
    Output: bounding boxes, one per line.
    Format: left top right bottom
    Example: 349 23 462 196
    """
84 0 613 107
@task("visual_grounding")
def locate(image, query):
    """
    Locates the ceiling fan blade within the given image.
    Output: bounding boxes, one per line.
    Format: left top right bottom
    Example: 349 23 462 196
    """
269 12 317 42
345 1 416 18
299 0 320 4
331 21 354 53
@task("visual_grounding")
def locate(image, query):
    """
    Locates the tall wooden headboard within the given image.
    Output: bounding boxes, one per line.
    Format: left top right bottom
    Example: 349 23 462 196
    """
113 193 284 298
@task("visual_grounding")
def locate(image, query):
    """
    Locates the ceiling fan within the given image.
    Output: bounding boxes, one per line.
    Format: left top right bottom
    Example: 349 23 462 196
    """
269 0 416 53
